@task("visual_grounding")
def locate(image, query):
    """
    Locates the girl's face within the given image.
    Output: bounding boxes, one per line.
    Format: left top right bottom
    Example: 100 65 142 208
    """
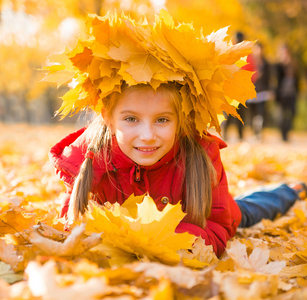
110 88 178 166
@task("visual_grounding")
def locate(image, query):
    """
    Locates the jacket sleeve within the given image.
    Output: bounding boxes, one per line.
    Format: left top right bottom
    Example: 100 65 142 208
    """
175 137 242 257
49 128 87 218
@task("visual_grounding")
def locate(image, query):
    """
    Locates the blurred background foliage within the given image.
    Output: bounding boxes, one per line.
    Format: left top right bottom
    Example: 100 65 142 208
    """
0 0 306 129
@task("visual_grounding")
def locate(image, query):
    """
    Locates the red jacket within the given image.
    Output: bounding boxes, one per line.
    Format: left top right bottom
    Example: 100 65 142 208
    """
49 127 242 257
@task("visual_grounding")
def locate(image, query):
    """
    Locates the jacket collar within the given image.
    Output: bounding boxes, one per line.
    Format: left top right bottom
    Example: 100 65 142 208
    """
49 127 181 186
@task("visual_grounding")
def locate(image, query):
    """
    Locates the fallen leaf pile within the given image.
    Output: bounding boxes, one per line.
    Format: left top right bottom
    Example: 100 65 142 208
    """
1 124 307 299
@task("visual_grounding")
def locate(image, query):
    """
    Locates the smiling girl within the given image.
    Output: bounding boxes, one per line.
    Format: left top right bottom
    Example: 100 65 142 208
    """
110 85 178 166
48 11 306 257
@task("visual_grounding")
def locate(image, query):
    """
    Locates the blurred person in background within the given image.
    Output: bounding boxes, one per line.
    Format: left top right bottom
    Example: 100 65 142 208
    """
223 31 257 141
275 43 300 142
245 42 271 140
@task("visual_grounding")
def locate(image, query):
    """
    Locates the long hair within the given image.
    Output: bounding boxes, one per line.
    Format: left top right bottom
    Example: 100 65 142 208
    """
67 93 119 222
67 83 217 228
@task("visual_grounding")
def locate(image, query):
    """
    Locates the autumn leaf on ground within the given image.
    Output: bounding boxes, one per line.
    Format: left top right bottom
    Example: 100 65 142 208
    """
26 260 107 300
0 239 23 271
226 239 286 274
279 263 307 278
213 270 279 300
0 207 36 236
24 259 145 300
30 208 65 232
0 262 23 285
178 237 219 268
129 261 213 289
32 222 68 242
149 278 174 300
0 278 10 299
29 223 101 257
85 194 197 266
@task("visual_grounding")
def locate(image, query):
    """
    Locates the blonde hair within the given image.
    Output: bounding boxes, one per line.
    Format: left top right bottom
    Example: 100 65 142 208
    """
67 83 217 228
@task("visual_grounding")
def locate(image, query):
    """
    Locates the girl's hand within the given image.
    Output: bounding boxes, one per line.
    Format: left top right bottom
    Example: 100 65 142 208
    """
64 221 71 232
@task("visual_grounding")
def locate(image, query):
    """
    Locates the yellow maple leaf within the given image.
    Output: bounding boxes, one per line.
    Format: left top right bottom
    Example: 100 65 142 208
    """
223 69 256 105
42 52 76 88
126 54 160 82
57 82 83 118
108 32 147 63
42 69 75 88
85 194 197 266
70 47 93 72
0 208 36 236
219 40 255 65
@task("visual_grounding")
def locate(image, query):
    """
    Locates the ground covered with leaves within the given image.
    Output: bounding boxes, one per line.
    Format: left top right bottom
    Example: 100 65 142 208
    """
1 124 307 300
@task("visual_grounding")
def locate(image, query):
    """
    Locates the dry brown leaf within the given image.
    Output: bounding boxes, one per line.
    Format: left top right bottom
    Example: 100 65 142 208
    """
29 223 101 257
33 222 68 242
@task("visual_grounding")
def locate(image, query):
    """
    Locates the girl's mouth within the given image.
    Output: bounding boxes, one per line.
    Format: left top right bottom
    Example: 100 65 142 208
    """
135 147 159 152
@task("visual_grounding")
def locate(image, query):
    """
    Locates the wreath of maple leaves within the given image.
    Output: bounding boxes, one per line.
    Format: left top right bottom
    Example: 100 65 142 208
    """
44 10 256 134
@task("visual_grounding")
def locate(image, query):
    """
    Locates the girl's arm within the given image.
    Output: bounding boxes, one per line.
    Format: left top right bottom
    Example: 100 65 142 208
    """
58 183 73 218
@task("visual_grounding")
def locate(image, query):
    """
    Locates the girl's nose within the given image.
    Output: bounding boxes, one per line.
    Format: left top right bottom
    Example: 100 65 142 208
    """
139 123 156 141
